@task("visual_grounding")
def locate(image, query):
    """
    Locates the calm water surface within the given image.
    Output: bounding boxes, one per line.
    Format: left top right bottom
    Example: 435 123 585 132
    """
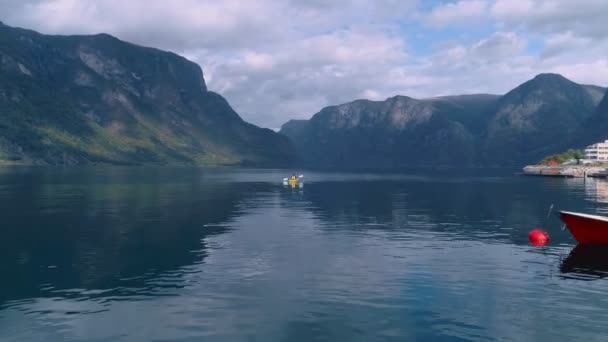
1 167 608 341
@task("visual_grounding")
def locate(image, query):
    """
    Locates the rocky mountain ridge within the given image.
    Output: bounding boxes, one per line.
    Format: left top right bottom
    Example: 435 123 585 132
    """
0 22 293 166
281 73 606 167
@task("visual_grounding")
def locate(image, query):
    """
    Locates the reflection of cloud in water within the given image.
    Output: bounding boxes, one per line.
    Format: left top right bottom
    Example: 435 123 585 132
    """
3 202 603 341
298 181 576 245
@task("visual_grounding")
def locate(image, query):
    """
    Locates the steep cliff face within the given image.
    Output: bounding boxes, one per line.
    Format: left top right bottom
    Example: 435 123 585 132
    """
0 23 293 166
281 94 499 167
482 73 599 164
281 74 604 168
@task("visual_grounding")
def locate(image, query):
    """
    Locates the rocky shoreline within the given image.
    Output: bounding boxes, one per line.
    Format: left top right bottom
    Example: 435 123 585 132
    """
522 165 607 178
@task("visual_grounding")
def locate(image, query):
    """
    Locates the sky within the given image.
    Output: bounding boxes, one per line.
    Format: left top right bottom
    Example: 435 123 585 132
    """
2 0 608 129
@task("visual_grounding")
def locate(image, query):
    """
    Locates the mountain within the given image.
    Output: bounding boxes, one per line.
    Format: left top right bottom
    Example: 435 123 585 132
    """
583 84 606 103
482 73 600 164
281 74 604 168
574 88 608 147
281 94 500 168
0 22 293 166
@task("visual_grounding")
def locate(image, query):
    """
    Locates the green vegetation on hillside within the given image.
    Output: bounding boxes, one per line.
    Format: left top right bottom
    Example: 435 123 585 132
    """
0 22 293 166
538 149 585 165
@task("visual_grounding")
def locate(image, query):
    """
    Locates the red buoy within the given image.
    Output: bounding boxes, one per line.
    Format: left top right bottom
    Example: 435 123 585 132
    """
529 229 550 246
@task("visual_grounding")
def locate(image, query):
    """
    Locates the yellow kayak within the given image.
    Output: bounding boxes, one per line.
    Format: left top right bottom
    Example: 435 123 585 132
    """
283 175 303 188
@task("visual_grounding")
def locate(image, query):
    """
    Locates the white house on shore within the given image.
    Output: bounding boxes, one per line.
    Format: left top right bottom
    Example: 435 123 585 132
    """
585 140 608 161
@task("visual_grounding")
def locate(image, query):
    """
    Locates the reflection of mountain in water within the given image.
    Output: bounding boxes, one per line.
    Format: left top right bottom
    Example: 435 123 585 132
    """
2 169 601 309
294 178 578 245
0 167 270 305
560 244 608 280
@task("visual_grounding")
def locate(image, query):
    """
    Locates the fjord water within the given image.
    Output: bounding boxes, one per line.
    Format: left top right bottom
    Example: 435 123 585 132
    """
1 167 608 341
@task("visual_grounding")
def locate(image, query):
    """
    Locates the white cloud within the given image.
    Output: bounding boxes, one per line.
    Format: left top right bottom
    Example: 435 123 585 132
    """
549 60 608 87
472 32 527 61
490 0 535 19
10 0 288 51
427 0 489 27
1 0 607 128
361 89 384 101
196 28 410 126
243 52 276 71
492 0 608 40
540 32 592 59
409 33 535 96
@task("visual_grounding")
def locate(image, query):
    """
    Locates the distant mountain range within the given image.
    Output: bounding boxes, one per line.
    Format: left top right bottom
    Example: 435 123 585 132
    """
2 22 607 168
0 22 293 166
281 74 608 167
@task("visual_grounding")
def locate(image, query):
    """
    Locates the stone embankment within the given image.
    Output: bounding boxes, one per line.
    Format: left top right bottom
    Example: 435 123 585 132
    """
522 165 607 178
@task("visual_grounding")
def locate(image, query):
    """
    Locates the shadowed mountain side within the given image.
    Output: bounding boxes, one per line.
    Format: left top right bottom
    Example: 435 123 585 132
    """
0 22 293 166
482 74 600 164
281 94 500 168
571 89 608 148
281 74 605 168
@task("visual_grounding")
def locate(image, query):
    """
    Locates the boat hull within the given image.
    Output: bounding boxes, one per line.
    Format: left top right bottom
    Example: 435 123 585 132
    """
560 211 608 244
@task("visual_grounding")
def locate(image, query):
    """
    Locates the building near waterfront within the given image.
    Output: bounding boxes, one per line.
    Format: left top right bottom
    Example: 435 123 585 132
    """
584 140 608 161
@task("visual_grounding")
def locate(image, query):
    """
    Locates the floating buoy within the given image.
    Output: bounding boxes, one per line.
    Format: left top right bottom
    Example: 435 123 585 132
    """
529 229 550 246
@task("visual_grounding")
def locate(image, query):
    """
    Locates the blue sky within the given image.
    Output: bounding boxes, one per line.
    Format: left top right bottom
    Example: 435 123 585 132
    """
2 0 608 129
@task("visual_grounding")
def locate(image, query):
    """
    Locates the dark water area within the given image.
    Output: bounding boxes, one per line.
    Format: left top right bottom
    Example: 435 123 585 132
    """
0 167 607 341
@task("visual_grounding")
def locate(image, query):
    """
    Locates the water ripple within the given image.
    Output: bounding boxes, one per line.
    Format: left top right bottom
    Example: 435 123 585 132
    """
1 168 608 341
